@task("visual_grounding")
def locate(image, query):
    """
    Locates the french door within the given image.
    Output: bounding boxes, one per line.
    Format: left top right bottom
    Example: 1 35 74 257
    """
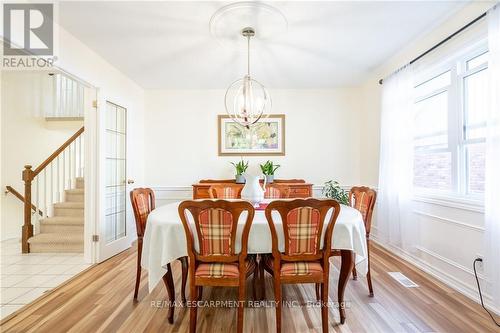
96 101 133 261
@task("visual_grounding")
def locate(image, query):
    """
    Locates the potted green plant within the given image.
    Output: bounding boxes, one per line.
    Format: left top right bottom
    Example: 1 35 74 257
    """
323 180 349 205
230 159 249 184
260 160 280 183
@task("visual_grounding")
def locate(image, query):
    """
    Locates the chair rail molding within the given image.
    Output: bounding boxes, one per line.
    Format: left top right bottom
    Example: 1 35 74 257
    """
151 186 192 205
413 210 485 232
150 184 362 205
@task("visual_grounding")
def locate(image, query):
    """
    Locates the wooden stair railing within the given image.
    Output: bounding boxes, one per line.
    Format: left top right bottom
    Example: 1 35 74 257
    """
5 186 43 216
22 126 84 253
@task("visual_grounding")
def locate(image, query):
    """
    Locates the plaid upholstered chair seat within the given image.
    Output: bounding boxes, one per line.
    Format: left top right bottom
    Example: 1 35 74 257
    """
281 262 323 276
195 258 256 278
263 255 323 277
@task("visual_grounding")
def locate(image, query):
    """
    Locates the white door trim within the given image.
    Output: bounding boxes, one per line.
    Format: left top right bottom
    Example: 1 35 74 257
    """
83 86 99 264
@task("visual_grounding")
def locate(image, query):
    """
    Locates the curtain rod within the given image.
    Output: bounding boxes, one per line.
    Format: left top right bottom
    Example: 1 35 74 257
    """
378 11 487 85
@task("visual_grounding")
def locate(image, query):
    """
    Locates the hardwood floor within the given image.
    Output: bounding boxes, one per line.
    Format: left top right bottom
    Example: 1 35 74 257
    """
1 242 498 332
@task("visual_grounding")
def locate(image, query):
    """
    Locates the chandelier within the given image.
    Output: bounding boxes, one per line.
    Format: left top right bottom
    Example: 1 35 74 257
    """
225 27 271 129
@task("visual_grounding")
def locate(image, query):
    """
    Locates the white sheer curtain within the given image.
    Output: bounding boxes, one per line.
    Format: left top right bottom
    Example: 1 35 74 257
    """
485 4 500 310
377 65 417 252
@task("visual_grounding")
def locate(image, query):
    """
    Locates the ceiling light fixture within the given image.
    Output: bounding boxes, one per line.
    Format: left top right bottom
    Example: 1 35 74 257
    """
224 27 271 129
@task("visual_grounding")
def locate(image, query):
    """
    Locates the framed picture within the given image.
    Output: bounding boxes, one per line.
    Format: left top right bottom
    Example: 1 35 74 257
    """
218 114 285 156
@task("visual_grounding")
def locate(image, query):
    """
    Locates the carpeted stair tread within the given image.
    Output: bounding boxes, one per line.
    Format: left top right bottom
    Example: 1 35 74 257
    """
75 177 84 189
65 188 84 194
53 202 84 209
40 216 84 225
29 178 85 252
28 233 83 245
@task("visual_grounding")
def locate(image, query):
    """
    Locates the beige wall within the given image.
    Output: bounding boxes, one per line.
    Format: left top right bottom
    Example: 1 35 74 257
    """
358 81 381 187
144 88 363 187
1 72 83 240
56 25 146 191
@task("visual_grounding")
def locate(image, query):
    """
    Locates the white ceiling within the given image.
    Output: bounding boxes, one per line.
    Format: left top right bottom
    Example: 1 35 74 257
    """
59 1 467 89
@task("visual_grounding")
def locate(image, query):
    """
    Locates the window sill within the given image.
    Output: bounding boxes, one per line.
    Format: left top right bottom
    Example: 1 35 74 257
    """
413 192 484 213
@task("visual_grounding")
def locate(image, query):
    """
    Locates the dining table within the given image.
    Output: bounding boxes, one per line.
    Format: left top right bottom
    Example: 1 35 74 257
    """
141 199 368 324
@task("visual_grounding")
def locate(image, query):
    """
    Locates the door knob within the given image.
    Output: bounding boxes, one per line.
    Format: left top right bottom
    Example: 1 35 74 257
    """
127 179 135 184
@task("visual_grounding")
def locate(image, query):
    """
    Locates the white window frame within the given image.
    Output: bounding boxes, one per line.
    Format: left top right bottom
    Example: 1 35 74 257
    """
413 38 488 205
458 49 488 197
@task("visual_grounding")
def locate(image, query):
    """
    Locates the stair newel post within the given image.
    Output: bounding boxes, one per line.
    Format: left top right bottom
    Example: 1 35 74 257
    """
22 165 34 253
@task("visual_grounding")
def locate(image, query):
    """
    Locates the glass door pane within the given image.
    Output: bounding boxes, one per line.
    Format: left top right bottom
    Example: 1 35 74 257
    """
105 101 127 243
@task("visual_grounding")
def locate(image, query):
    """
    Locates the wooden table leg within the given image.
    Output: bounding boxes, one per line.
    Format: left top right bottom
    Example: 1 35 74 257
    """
162 263 175 324
338 250 354 324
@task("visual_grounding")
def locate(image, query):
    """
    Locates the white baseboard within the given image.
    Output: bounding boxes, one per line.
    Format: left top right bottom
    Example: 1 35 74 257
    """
371 237 500 316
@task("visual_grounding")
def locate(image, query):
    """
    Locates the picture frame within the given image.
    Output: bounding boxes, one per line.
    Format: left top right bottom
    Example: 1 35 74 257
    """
218 114 285 156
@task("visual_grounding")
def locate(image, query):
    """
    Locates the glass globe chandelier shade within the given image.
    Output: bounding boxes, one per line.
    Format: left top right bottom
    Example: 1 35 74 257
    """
225 27 271 129
225 75 271 129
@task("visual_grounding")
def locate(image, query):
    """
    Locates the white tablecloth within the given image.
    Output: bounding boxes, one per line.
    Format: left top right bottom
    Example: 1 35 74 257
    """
142 201 368 292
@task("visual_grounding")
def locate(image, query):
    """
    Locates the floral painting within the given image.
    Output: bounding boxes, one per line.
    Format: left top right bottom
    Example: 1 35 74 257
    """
218 114 285 156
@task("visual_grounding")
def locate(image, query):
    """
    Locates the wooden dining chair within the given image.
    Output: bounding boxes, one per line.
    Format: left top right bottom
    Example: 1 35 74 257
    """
348 186 377 296
178 200 257 333
208 185 242 199
314 186 377 302
261 198 340 333
264 185 290 199
130 188 188 323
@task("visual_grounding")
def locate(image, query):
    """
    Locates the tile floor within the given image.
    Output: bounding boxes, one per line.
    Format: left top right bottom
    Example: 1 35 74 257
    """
0 238 91 320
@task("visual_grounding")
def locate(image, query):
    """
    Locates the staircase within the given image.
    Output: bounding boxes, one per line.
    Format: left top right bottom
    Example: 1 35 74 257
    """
11 126 86 253
27 177 84 253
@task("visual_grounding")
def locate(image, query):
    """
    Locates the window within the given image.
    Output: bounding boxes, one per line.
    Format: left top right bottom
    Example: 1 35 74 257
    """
413 43 488 198
463 54 488 194
414 73 452 191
